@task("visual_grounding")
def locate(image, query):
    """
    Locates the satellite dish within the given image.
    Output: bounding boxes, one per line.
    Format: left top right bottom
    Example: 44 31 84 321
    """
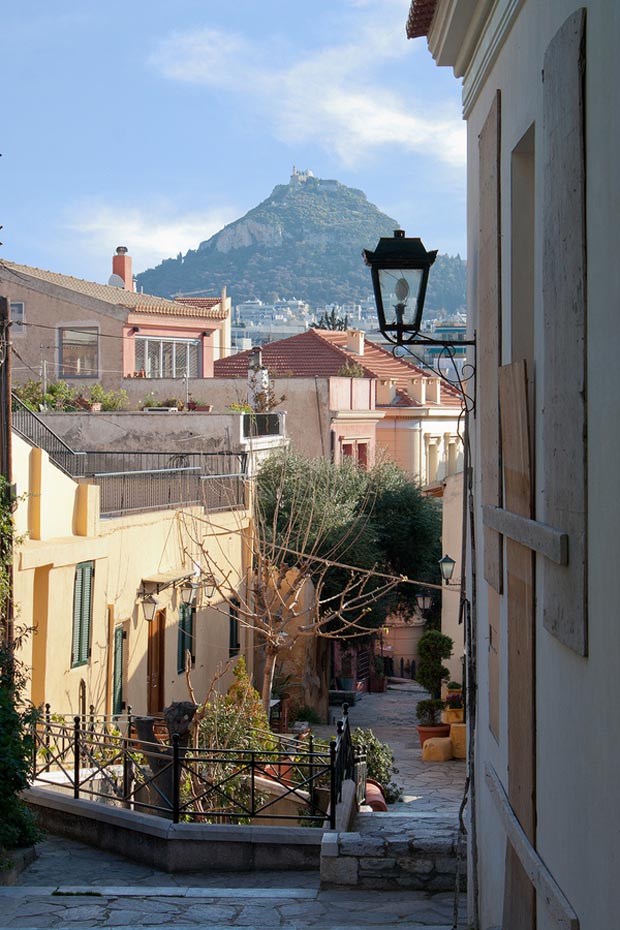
108 274 126 288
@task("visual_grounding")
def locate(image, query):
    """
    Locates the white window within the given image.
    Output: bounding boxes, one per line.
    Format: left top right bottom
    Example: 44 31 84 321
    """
59 327 99 377
135 336 200 379
10 302 24 335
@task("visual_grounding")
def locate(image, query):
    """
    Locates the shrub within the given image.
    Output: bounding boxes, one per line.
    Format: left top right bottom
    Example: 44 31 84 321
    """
415 698 445 726
0 626 41 851
294 705 322 725
416 629 454 698
351 727 402 804
85 384 129 411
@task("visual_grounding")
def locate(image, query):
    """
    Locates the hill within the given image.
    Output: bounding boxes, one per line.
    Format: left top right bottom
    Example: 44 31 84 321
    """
135 170 466 312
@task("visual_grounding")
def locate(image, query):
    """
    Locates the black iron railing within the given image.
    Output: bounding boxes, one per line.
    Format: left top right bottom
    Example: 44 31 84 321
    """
11 395 247 516
12 396 86 477
32 704 364 829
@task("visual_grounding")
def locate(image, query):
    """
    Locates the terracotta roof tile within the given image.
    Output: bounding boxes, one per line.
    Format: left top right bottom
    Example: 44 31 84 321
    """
214 329 462 407
0 261 227 320
406 0 438 39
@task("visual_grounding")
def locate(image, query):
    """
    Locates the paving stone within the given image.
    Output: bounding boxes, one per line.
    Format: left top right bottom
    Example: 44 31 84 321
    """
338 834 386 857
358 858 398 877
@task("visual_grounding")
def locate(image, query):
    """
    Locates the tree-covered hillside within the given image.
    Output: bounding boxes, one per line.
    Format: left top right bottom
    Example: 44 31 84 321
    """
136 173 466 312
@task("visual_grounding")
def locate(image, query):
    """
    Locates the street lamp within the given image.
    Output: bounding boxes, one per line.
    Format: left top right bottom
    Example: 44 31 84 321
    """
362 230 438 345
439 554 457 585
415 591 433 614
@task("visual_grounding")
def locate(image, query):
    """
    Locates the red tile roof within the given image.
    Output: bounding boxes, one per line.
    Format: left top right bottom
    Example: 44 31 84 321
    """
406 0 438 39
0 261 227 319
174 297 228 320
213 329 462 408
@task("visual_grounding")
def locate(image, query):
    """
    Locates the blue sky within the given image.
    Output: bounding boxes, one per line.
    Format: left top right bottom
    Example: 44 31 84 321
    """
2 0 466 286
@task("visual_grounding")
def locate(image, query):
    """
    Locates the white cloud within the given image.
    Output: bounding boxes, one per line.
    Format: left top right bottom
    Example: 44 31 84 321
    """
148 7 466 170
64 201 236 273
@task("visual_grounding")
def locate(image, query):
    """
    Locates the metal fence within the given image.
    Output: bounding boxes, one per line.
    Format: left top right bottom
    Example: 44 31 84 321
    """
31 704 365 829
12 396 248 516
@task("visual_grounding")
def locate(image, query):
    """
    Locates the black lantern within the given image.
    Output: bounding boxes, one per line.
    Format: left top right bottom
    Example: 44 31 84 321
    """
363 230 438 344
439 554 457 584
415 591 433 614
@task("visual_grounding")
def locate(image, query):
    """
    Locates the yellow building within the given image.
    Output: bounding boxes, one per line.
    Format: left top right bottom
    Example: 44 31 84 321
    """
13 431 252 717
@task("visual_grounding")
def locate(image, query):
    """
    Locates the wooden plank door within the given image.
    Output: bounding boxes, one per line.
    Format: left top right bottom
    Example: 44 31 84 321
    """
147 609 166 714
499 361 536 930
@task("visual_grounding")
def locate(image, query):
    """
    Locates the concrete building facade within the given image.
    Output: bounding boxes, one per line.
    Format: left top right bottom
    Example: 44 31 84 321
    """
410 1 620 928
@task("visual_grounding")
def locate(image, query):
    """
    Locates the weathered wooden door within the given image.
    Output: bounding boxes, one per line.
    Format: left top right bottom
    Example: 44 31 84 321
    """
147 609 166 714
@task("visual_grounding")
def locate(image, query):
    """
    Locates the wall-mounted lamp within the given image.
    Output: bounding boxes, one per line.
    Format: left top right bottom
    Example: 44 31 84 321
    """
439 554 457 585
179 579 198 606
363 230 437 345
142 593 160 622
363 230 476 412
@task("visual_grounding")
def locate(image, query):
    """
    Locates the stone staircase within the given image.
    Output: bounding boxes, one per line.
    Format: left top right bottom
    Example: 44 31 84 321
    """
321 810 466 892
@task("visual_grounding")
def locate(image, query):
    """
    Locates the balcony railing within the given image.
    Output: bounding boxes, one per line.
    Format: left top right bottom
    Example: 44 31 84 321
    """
12 395 247 516
31 704 366 829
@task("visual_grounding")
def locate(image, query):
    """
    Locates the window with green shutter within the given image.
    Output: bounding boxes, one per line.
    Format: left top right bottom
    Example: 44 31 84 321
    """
112 625 124 715
229 599 240 658
71 561 94 668
177 604 195 674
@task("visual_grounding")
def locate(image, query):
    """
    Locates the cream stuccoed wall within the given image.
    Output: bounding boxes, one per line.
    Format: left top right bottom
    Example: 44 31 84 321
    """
440 472 464 687
375 414 463 486
424 2 620 929
13 434 252 715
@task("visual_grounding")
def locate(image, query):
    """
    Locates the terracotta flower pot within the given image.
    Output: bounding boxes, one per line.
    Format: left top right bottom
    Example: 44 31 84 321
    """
416 723 451 748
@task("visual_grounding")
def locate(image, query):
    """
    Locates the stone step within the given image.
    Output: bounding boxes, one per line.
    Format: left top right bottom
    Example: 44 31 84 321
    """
321 814 466 892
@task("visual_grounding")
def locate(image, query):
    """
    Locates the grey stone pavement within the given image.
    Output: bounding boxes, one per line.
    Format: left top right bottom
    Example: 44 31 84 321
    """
0 682 468 930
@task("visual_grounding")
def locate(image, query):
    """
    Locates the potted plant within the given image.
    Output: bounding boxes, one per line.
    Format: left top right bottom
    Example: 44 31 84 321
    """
370 654 387 692
416 699 450 746
415 630 454 747
443 690 464 724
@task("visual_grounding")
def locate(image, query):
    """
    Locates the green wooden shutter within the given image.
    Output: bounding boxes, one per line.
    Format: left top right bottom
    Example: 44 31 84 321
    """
112 625 124 715
229 599 240 657
71 561 94 667
177 604 194 674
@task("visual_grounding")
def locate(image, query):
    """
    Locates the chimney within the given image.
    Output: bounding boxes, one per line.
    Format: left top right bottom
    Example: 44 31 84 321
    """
376 378 396 405
346 329 364 355
428 378 441 404
112 246 134 291
411 377 427 404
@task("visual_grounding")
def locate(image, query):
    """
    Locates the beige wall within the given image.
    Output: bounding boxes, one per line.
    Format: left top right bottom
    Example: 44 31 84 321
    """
13 434 252 716
425 2 620 928
376 413 463 486
205 376 382 464
440 472 464 686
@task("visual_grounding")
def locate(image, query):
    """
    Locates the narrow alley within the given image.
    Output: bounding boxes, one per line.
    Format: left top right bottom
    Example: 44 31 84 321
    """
0 683 468 930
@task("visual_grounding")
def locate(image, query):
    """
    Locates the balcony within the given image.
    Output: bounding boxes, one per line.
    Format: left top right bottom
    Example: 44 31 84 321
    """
12 396 247 517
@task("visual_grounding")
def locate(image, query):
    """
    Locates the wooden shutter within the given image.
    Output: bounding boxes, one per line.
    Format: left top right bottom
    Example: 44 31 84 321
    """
177 604 194 674
478 90 503 593
229 599 240 657
112 625 124 715
71 561 94 667
542 7 588 655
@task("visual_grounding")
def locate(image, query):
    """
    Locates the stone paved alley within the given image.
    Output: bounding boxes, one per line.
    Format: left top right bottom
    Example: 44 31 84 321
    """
0 683 468 929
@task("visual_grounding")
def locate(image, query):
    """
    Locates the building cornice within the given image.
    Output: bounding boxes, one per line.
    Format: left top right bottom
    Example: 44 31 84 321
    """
461 0 524 117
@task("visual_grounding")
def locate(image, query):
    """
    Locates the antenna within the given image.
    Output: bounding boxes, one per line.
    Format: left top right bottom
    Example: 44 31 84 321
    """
108 274 126 288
